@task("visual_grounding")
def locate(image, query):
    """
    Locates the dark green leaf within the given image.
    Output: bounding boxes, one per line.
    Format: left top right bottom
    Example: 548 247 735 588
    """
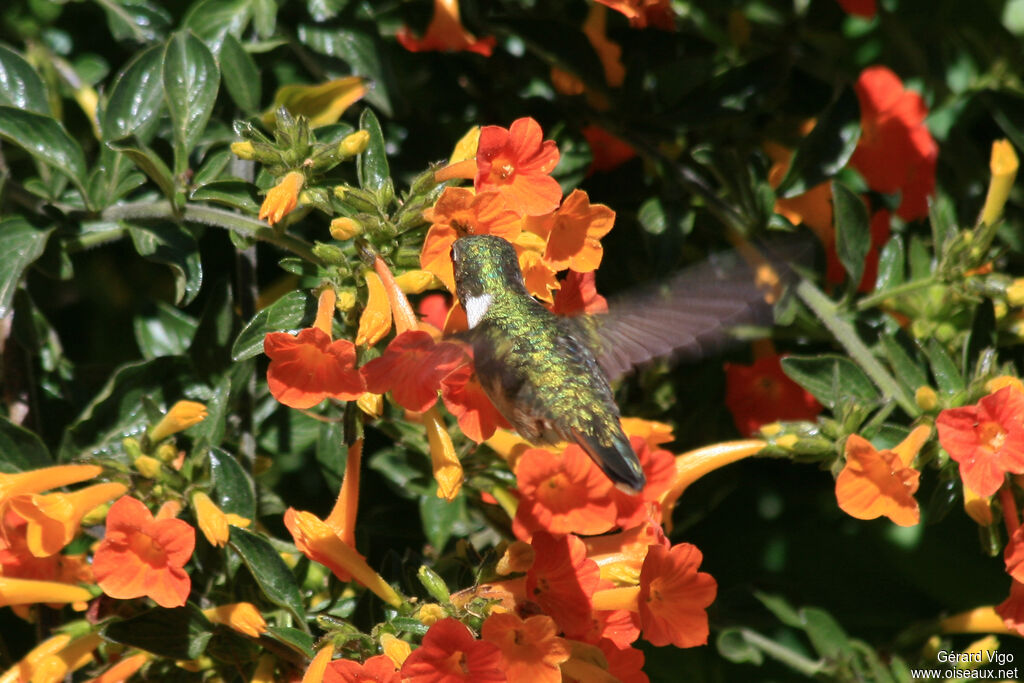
190 180 260 212
0 217 53 318
297 24 392 115
925 338 965 395
231 290 315 361
192 147 234 185
0 107 89 202
307 0 349 21
210 446 256 519
182 0 252 52
880 333 929 394
102 44 166 144
0 44 49 114
781 354 880 410
133 301 198 359
316 420 345 491
252 0 277 38
832 182 870 287
357 108 388 192
801 608 853 659
754 592 804 628
907 235 933 280
163 31 220 164
419 491 466 552
964 299 996 375
107 141 176 200
128 223 203 305
219 34 261 113
929 193 959 253
264 626 313 657
776 87 860 198
229 527 306 622
102 605 213 659
0 416 52 473
100 0 172 44
494 18 606 91
873 234 905 292
716 629 765 665
191 374 230 447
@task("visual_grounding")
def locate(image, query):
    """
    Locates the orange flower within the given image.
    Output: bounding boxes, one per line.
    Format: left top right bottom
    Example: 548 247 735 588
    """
581 6 626 87
525 532 602 635
202 602 267 638
513 445 617 537
597 640 648 683
524 190 615 272
724 354 822 436
0 510 92 584
396 0 496 56
1006 526 1024 583
440 361 510 443
582 126 635 174
0 576 93 607
9 482 126 557
476 118 562 217
595 0 675 30
148 400 207 442
264 328 366 409
997 580 1024 636
356 270 392 347
515 247 562 302
324 654 401 683
92 495 195 608
420 187 523 291
360 330 468 412
400 618 505 682
937 387 1024 497
584 519 669 588
850 66 937 221
480 613 569 683
636 543 716 647
836 0 877 19
610 438 676 529
82 652 149 683
0 464 102 510
548 270 608 316
418 293 452 331
259 171 305 225
834 426 929 526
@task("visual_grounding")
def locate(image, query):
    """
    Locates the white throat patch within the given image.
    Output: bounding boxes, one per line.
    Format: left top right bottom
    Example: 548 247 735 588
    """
464 293 493 328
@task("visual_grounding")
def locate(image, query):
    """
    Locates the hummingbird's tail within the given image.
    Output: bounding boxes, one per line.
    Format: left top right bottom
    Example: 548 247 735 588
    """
571 428 646 495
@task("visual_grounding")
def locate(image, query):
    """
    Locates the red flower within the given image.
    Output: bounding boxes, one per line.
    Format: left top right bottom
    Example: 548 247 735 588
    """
93 496 195 608
610 438 676 529
525 532 601 635
850 66 937 221
724 354 822 436
637 543 716 647
836 0 877 18
400 618 505 682
476 118 562 217
582 125 636 174
598 639 649 683
440 362 510 443
324 654 401 683
936 387 1024 497
513 445 617 537
419 293 452 331
361 331 469 412
997 580 1024 636
396 0 496 56
264 328 366 409
548 270 608 316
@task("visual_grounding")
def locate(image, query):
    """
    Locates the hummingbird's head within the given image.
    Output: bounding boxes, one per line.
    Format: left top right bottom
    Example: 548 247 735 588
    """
451 235 528 306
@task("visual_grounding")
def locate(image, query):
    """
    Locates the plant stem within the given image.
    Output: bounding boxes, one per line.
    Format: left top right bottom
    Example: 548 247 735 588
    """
797 279 919 417
856 277 936 311
737 628 827 676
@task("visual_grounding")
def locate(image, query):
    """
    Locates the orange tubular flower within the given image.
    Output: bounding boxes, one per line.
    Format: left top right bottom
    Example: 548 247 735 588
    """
441 361 510 443
595 0 676 30
850 66 937 221
324 654 401 683
637 543 716 647
9 482 126 557
148 400 208 443
937 387 1024 497
513 445 617 537
92 495 195 608
476 118 562 217
360 330 468 412
659 440 766 530
265 289 366 409
202 602 267 638
834 425 930 527
82 652 149 683
525 532 602 635
0 464 102 510
190 491 247 548
396 0 496 56
259 171 305 226
525 190 615 272
0 576 93 607
0 511 92 585
724 354 822 437
400 618 505 682
283 508 403 607
25 632 102 683
303 644 335 683
356 270 392 347
420 187 523 291
515 247 562 302
582 5 626 87
481 613 569 683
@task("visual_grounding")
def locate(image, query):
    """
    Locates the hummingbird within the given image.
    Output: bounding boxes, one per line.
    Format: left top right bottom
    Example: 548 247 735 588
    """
450 234 784 494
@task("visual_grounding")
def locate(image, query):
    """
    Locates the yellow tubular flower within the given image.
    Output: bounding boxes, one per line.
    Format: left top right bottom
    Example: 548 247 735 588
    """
424 406 462 501
202 603 267 638
496 541 534 575
0 577 93 607
0 635 72 683
340 130 370 157
940 607 1013 635
980 139 1019 227
32 633 102 683
191 491 231 547
395 270 440 294
356 271 392 347
0 465 102 508
10 482 127 557
380 633 412 668
263 76 367 128
449 126 480 164
963 482 993 526
250 655 277 683
259 172 305 226
81 652 149 683
149 400 208 443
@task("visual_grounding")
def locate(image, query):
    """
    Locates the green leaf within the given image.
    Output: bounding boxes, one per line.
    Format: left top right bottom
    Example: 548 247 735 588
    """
964 300 996 376
776 87 861 197
133 301 198 359
182 0 253 52
880 334 929 395
190 180 260 212
716 629 765 665
191 374 231 448
232 290 315 361
252 0 277 38
210 446 256 519
419 491 466 552
220 33 261 113
873 234 905 292
264 626 313 658
229 527 306 623
0 107 89 203
102 44 166 144
925 338 965 395
357 108 389 192
192 147 234 186
801 608 853 659
0 44 49 114
297 24 393 115
754 592 804 628
128 223 203 305
102 605 213 659
163 31 220 167
781 354 880 410
307 0 349 21
0 217 53 318
832 182 871 287
107 141 176 200
0 416 52 473
316 420 345 491
100 0 172 44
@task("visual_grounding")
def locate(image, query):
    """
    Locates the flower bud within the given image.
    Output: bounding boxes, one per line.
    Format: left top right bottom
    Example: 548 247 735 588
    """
339 130 370 157
133 455 163 479
312 243 347 266
417 565 451 604
416 603 445 626
230 141 256 160
1008 279 1024 307
356 392 384 418
395 270 438 294
330 217 363 241
914 386 938 412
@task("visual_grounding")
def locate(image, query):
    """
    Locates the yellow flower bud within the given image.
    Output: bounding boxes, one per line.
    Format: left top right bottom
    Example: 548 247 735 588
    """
1008 279 1024 307
775 434 798 449
155 442 178 463
230 141 256 160
980 139 1019 227
449 126 480 164
356 392 384 418
914 386 938 412
395 270 439 294
202 602 267 638
340 130 370 157
329 216 363 241
192 491 231 548
133 455 163 479
417 603 445 626
149 401 208 443
335 289 357 312
759 422 783 437
259 172 305 226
